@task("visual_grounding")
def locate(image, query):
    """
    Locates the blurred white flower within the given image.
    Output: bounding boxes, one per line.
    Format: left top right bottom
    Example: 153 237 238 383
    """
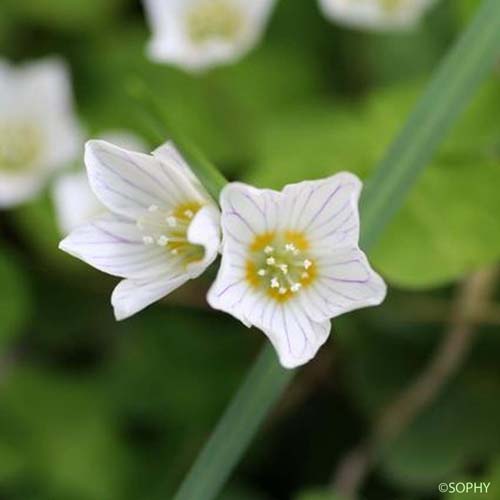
143 0 276 71
208 174 387 368
52 131 148 234
318 0 436 31
59 140 220 320
0 58 82 208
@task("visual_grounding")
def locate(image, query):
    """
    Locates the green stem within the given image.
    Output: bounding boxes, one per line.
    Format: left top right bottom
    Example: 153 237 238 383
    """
174 346 293 500
126 78 228 201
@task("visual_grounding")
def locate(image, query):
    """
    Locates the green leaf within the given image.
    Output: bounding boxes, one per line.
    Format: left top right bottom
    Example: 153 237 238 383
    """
1 0 127 32
172 1 500 499
295 490 344 500
0 248 31 349
0 367 126 500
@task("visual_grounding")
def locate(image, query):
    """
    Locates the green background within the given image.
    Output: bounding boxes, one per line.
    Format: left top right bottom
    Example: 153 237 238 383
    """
1 0 499 498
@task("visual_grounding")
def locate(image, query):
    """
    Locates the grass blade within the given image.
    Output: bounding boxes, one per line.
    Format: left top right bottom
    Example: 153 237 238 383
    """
173 1 500 497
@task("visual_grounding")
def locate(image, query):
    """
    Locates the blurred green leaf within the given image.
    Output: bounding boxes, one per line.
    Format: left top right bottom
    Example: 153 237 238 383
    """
1 0 127 32
0 367 126 500
0 248 31 348
341 322 500 490
295 489 344 500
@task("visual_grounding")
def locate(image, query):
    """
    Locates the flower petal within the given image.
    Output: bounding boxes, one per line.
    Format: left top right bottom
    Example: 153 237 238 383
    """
85 140 205 219
318 0 436 31
302 246 387 322
144 0 276 72
186 204 221 277
52 171 103 234
112 273 188 321
281 172 362 247
220 182 276 236
59 213 176 280
0 172 44 208
264 302 331 369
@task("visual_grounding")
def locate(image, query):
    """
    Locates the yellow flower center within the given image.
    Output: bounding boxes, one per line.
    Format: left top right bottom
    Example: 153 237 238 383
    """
138 201 205 267
0 122 42 172
186 0 243 44
246 231 317 302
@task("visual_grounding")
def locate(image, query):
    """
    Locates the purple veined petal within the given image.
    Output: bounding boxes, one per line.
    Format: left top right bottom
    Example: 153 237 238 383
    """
59 212 176 280
85 140 205 220
303 247 387 320
278 181 316 232
112 272 188 321
262 302 331 369
220 183 271 236
207 246 253 328
282 173 362 242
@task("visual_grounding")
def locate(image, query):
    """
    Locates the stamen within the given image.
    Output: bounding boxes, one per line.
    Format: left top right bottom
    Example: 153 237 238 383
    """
257 269 267 276
264 246 274 255
184 209 194 219
291 283 302 293
266 257 276 266
278 287 288 295
171 249 179 255
166 216 177 227
285 243 296 253
157 235 169 247
302 272 310 279
303 259 312 270
270 277 280 289
279 264 288 274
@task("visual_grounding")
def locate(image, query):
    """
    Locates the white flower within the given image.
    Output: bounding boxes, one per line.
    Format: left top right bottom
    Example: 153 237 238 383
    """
208 174 387 369
52 131 148 234
143 0 276 71
59 140 221 321
318 0 436 31
0 58 82 208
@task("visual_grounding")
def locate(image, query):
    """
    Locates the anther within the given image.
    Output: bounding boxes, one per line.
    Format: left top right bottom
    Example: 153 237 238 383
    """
278 287 288 295
166 216 177 227
303 259 312 270
270 277 280 289
266 257 276 266
284 243 296 253
157 235 169 247
264 246 274 254
301 272 309 279
279 264 288 274
291 283 302 293
171 249 179 255
184 209 194 219
257 269 267 276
